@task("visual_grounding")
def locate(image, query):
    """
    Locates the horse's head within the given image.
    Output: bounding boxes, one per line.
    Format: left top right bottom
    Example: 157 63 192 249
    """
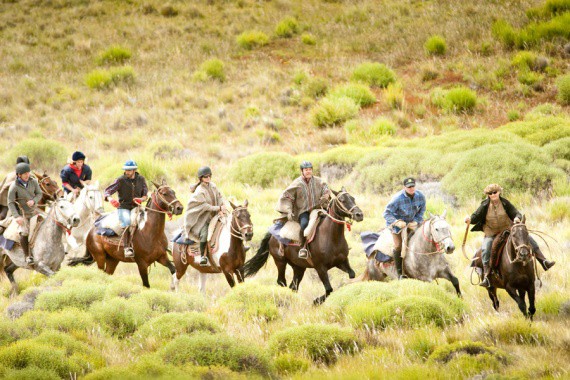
34 171 61 200
80 182 105 215
331 187 364 222
428 210 455 254
152 180 184 215
229 200 253 241
510 215 532 263
53 197 81 228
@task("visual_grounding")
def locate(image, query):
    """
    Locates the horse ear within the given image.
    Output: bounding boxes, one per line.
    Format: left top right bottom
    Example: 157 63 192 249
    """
161 178 167 186
229 200 237 210
521 215 526 224
151 181 160 189
331 188 339 196
441 209 447 219
341 186 346 192
33 171 42 178
244 199 248 207
429 212 434 218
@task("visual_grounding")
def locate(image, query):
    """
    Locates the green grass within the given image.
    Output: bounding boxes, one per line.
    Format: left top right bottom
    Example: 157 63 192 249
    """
96 45 132 65
193 58 226 82
312 96 360 128
557 74 570 105
329 83 376 107
230 151 298 188
424 35 447 56
236 30 269 50
275 17 299 38
351 62 397 88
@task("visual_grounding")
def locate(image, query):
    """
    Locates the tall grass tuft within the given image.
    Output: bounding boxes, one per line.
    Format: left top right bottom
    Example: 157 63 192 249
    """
230 152 298 188
3 137 66 172
351 62 396 88
556 74 570 105
237 30 269 50
96 45 132 65
312 96 360 128
193 58 226 82
329 83 376 107
424 35 447 56
275 17 299 38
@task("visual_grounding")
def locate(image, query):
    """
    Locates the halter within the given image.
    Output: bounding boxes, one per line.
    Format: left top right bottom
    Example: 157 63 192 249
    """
327 192 356 231
50 199 75 235
505 223 533 264
420 217 449 253
229 206 253 240
37 175 62 204
147 186 179 220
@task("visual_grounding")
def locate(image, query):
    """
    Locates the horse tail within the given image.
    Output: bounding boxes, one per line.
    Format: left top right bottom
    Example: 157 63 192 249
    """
0 255 6 279
243 232 272 278
67 246 95 267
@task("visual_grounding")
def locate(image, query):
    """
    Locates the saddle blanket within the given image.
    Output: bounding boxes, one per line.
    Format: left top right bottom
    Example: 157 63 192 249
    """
361 231 392 263
268 221 296 246
172 230 196 245
2 215 43 251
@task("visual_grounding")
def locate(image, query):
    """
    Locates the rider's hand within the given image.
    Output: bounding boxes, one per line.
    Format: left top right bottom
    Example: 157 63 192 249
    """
513 217 521 223
287 212 294 222
16 217 24 226
464 216 471 224
219 204 226 213
394 220 406 229
26 200 35 207
408 221 418 230
133 197 144 205
72 188 80 195
109 199 120 208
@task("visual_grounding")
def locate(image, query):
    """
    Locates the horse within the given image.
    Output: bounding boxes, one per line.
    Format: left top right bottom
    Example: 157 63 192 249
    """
243 187 364 305
357 212 461 296
473 216 536 319
0 198 80 295
171 200 253 294
68 181 183 288
0 171 61 221
64 183 105 258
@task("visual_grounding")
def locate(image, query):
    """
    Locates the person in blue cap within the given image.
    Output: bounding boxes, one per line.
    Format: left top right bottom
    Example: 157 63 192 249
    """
103 160 148 258
60 151 92 197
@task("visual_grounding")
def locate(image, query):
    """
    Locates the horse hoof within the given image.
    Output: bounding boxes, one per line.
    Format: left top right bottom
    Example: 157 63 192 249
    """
313 296 326 306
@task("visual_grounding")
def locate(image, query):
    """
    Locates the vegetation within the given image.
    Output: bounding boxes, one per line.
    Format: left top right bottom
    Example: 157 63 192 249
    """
236 31 269 50
351 62 397 88
312 96 360 128
424 35 447 56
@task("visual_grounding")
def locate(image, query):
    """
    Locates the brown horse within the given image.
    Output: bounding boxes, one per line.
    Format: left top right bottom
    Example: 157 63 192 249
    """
243 187 363 305
0 171 61 220
68 181 183 288
171 200 253 294
473 216 536 319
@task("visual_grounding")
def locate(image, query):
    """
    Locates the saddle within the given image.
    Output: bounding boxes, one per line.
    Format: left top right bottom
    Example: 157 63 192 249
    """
490 230 510 268
173 216 226 267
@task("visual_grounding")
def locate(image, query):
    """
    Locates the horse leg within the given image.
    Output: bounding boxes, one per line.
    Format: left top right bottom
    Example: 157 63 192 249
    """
440 267 461 297
487 286 500 311
198 272 207 295
518 289 529 319
157 253 176 275
313 266 333 305
505 285 527 317
528 283 536 321
4 262 19 297
336 259 355 279
274 258 287 287
289 265 306 292
104 256 120 275
135 260 151 288
234 267 245 283
35 262 55 277
223 271 236 288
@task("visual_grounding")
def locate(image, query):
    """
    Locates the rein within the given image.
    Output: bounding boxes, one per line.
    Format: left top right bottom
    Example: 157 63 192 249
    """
145 187 178 220
229 206 252 240
504 223 533 265
326 192 354 231
407 218 450 255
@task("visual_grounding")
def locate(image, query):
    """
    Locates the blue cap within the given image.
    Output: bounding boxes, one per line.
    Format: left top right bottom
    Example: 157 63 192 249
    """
122 160 138 170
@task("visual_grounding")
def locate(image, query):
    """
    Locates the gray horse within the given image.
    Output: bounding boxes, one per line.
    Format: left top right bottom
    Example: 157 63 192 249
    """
358 212 461 296
0 198 80 295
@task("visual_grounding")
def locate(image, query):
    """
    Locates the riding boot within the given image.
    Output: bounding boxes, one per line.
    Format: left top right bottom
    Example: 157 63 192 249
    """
199 242 209 266
123 229 134 258
393 249 406 280
480 263 491 287
20 235 34 265
298 235 308 259
533 248 555 271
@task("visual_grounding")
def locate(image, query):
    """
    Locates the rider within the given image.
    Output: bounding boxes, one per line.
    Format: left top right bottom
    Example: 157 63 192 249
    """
383 177 426 279
0 156 33 220
465 183 555 287
276 161 330 259
7 162 43 265
183 166 226 266
60 151 92 197
103 160 148 258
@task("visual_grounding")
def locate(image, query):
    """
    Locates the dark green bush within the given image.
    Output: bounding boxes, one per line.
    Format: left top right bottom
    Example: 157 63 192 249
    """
424 35 447 56
351 62 396 88
230 152 298 188
269 324 359 364
89 298 152 338
137 312 219 341
160 333 271 374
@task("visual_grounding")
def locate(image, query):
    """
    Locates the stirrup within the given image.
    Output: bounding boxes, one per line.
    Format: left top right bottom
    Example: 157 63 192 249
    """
479 277 490 287
298 248 308 259
124 247 135 258
199 256 209 266
25 256 35 265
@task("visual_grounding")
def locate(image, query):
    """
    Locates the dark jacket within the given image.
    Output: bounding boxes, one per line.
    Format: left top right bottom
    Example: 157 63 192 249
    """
104 173 148 210
7 178 43 218
469 196 522 232
60 164 92 193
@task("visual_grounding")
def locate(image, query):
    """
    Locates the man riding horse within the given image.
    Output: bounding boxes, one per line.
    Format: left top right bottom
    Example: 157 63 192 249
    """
183 166 226 267
276 161 330 259
0 156 34 221
60 151 92 197
7 162 43 265
383 177 426 279
465 183 555 287
103 160 148 258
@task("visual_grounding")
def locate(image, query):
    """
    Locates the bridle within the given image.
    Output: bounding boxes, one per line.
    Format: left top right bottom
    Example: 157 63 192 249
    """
327 191 357 230
505 223 532 264
38 175 62 203
420 217 452 253
147 186 179 220
229 206 253 240
50 198 76 235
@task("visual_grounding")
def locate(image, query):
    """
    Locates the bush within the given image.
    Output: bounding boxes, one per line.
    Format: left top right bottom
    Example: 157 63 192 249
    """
236 30 269 50
500 116 570 146
85 66 135 89
351 62 396 88
507 110 521 121
312 96 360 128
429 340 508 365
269 324 359 364
518 71 543 86
301 33 316 45
44 308 96 332
2 367 60 380
160 5 179 17
49 265 112 284
384 82 404 109
89 298 152 338
137 312 219 341
35 281 106 311
109 66 135 85
556 74 570 105
273 353 310 375
32 330 104 369
492 20 517 48
275 17 299 38
369 117 398 136
511 51 537 71
424 35 447 56
444 87 477 113
3 137 67 172
405 327 445 360
547 196 570 221
230 152 298 188
0 341 80 378
303 76 328 99
544 137 570 160
96 45 132 65
476 318 550 345
160 333 271 374
219 282 300 321
193 58 225 82
329 83 376 107
131 289 205 313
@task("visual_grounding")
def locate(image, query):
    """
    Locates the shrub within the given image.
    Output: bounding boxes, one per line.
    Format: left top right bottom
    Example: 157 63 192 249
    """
547 196 570 221
236 30 269 50
424 35 447 56
507 110 521 121
538 291 569 315
518 71 543 86
556 74 570 105
35 281 106 311
275 17 299 38
544 137 570 160
429 340 508 365
511 51 537 71
44 308 96 332
137 312 219 341
219 282 300 321
329 83 376 107
303 76 328 98
3 137 67 172
500 116 570 146
89 298 152 338
49 265 111 284
104 279 142 299
160 5 179 17
0 341 80 378
269 324 359 364
2 367 60 380
85 69 113 89
301 33 316 45
492 20 517 48
405 327 446 360
131 289 205 313
109 65 135 85
384 82 404 109
444 87 477 113
273 353 310 375
230 151 298 188
351 62 396 88
32 330 104 369
476 319 549 345
160 333 271 374
369 117 398 136
96 45 132 65
193 58 225 82
312 96 360 128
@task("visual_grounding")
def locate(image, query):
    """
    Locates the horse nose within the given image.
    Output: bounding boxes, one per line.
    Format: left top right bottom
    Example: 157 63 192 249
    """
72 216 81 227
447 244 455 254
174 205 183 215
97 207 105 215
245 232 253 241
354 212 364 222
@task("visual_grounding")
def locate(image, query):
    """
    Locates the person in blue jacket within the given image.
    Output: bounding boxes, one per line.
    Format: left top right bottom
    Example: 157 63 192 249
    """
60 151 92 196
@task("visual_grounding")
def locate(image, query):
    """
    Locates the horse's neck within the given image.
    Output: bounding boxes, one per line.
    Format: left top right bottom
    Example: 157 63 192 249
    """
409 220 437 252
320 213 345 241
75 194 90 219
228 218 243 256
34 211 64 251
143 203 166 232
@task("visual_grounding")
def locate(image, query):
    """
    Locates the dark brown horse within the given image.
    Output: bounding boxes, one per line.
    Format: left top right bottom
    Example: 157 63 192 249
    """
473 216 536 319
243 187 363 305
68 181 183 288
0 171 62 220
171 200 253 294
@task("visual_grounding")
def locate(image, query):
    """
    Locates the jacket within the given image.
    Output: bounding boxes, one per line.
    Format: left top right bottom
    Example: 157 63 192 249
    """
276 176 329 218
60 164 92 193
183 182 225 241
104 173 148 210
469 196 522 232
7 177 43 218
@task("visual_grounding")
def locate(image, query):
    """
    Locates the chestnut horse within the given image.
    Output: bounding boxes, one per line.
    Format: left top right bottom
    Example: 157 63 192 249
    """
473 216 537 319
171 200 253 294
69 181 183 288
243 188 363 305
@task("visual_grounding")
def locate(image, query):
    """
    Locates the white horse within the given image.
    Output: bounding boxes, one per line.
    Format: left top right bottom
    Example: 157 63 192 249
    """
64 183 104 258
1 198 80 294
